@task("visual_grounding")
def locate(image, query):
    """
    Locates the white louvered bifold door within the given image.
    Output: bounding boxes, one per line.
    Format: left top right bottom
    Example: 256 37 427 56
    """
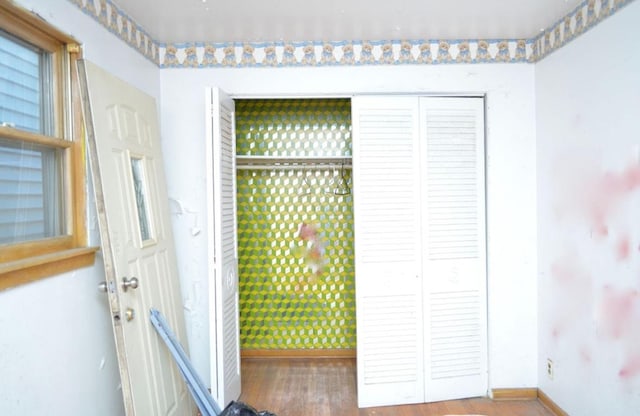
352 96 424 408
206 87 241 408
420 97 487 402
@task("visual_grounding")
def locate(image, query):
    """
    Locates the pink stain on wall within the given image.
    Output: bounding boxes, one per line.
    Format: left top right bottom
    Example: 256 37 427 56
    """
551 162 640 381
598 286 640 340
586 165 640 238
598 286 640 381
549 255 592 340
580 347 592 364
551 256 591 285
616 235 631 261
619 354 640 379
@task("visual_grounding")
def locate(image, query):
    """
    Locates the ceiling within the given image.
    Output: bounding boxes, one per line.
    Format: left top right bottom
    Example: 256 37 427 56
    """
113 0 582 44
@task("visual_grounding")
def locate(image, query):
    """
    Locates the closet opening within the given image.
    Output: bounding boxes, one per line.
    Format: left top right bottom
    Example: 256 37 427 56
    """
234 98 356 357
209 93 488 408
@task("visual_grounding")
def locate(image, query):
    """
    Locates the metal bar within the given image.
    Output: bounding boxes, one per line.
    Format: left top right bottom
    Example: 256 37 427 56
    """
236 155 352 167
150 308 222 416
236 155 352 170
236 163 352 170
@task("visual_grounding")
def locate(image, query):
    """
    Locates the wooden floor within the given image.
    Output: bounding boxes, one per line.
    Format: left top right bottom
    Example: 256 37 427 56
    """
239 358 556 416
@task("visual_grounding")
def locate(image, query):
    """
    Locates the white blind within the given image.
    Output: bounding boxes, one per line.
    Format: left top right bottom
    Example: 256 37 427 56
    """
0 144 45 243
0 32 60 244
0 32 42 132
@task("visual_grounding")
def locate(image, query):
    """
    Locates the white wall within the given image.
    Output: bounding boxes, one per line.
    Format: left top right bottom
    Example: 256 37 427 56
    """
536 2 640 415
0 0 160 414
159 63 539 390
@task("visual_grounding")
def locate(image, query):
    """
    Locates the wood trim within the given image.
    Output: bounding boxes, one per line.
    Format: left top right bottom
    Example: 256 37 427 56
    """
0 1 79 48
491 388 538 400
0 0 91 290
538 389 569 416
241 349 356 359
0 236 75 262
0 247 98 290
492 388 569 415
0 126 72 148
68 48 87 247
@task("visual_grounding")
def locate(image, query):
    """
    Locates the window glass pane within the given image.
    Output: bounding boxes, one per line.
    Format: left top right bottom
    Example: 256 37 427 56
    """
131 157 152 241
0 137 64 244
0 31 52 134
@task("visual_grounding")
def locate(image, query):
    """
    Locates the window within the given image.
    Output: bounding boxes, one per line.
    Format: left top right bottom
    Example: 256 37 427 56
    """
0 2 96 289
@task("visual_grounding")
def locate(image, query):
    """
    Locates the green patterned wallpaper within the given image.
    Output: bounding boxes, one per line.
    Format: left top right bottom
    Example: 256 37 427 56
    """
236 99 356 350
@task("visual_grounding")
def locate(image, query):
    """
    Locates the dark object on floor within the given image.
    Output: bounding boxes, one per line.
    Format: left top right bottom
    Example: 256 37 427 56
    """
220 401 277 416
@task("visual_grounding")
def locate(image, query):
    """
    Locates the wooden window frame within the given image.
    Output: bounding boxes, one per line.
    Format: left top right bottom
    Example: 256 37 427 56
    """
0 2 97 290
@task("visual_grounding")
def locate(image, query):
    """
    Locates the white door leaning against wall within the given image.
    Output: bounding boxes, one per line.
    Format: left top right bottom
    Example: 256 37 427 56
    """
79 59 194 415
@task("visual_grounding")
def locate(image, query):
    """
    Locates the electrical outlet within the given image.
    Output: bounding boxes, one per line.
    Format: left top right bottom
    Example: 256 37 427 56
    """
547 359 554 380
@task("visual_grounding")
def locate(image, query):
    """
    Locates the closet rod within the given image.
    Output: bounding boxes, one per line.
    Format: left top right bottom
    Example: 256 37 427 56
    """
236 155 352 170
236 163 352 171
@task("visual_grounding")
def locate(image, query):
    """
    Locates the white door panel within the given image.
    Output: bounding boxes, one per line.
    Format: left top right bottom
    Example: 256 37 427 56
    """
206 87 241 408
352 96 424 408
79 60 193 415
421 97 487 402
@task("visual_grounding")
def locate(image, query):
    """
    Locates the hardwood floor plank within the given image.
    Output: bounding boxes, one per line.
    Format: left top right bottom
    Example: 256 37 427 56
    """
239 358 555 416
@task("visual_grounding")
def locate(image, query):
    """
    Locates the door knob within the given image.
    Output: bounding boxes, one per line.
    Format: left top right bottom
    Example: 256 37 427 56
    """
98 281 108 292
122 276 139 292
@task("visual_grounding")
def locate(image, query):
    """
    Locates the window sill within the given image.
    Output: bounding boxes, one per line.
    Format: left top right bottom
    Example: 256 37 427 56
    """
0 247 99 291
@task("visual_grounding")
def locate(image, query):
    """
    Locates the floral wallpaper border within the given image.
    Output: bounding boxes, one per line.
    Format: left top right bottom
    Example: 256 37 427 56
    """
68 0 159 63
68 0 634 67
